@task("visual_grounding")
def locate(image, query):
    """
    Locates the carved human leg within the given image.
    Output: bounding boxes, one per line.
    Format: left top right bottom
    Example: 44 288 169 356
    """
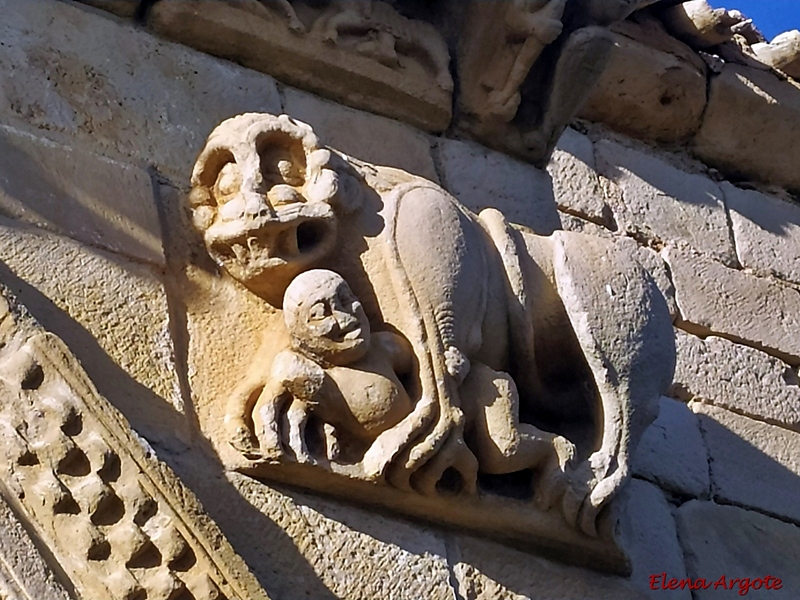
224 374 268 457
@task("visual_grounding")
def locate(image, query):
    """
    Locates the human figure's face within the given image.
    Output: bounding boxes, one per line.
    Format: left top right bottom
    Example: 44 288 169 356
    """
292 278 370 365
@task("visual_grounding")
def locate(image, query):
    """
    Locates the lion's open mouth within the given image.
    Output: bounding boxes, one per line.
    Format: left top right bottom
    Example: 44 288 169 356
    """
208 211 337 274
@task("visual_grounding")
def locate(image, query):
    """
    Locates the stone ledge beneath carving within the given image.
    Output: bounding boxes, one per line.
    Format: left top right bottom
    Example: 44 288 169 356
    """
236 460 629 575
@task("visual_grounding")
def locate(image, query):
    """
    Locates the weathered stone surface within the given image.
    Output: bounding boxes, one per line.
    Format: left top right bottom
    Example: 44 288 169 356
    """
658 0 741 49
616 479 691 600
676 500 800 599
632 397 710 498
149 0 452 133
0 124 164 266
723 182 800 284
692 403 800 524
436 137 560 233
75 0 139 18
580 31 707 142
753 30 800 80
554 215 678 318
0 0 281 183
616 237 679 321
672 330 800 431
663 245 800 365
228 472 454 600
596 140 736 265
0 494 71 600
547 128 613 227
559 212 614 237
184 113 674 553
283 87 438 182
0 220 185 448
693 64 800 192
453 534 645 600
0 309 270 600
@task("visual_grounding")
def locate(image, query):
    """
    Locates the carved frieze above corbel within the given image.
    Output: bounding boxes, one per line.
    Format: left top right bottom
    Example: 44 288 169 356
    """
185 113 676 572
456 0 664 166
0 289 271 600
143 0 453 132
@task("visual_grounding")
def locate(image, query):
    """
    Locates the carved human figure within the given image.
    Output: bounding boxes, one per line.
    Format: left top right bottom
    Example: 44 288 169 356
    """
481 0 568 121
241 268 577 500
191 113 675 535
309 0 453 90
236 0 305 32
251 269 416 464
459 0 666 164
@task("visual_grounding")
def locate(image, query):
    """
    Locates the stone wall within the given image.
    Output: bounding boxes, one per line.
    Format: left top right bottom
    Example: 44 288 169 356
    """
1 1 799 598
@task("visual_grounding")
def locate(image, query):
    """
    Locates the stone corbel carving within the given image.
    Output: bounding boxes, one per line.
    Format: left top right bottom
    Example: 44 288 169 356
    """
658 0 746 49
148 0 453 131
188 113 675 570
456 0 662 166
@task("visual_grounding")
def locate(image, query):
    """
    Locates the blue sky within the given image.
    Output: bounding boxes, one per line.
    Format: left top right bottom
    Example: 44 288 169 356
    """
708 0 800 41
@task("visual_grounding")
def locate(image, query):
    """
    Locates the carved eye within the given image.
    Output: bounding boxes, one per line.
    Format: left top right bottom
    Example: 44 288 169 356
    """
308 302 328 321
214 162 242 204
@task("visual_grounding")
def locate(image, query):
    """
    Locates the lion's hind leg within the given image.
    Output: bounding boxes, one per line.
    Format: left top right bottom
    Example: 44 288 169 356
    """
462 362 575 477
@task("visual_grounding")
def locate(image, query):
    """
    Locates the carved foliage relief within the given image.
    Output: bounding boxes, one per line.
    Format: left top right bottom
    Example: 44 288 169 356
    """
186 113 676 570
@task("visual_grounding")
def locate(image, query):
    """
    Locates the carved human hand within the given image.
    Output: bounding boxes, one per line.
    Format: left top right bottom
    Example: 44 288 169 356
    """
509 0 567 44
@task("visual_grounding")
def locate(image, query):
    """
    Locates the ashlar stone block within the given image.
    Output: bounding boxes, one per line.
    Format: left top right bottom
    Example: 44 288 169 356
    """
632 396 710 498
692 403 800 524
663 245 800 365
580 29 708 143
453 534 646 600
723 182 800 285
0 0 281 183
282 87 438 182
672 330 800 431
615 479 692 600
0 124 164 266
437 137 560 234
694 64 800 192
228 472 454 600
547 127 614 228
676 500 800 599
596 140 736 265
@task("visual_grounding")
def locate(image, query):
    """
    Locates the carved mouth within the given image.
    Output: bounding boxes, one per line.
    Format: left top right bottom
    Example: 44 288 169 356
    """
342 327 363 342
213 218 334 267
206 203 337 275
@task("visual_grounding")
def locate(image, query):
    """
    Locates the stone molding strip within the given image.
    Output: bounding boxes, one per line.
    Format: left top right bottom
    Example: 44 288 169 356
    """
0 291 271 600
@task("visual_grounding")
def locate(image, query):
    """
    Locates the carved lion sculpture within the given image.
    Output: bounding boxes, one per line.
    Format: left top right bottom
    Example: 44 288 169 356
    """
189 113 675 535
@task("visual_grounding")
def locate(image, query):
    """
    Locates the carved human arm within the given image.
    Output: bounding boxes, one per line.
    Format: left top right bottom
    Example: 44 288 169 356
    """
254 350 325 462
224 371 269 458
